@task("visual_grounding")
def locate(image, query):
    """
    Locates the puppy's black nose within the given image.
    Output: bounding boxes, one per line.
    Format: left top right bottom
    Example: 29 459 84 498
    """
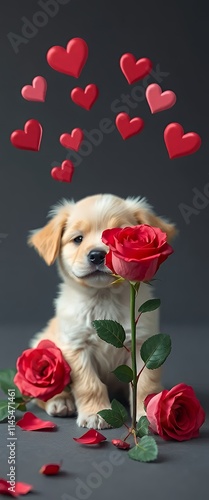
88 249 106 265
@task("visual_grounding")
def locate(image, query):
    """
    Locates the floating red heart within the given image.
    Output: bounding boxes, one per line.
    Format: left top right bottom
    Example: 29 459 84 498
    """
120 53 152 84
46 37 88 77
164 122 202 159
10 119 42 151
21 76 47 102
146 84 177 113
71 84 99 110
60 128 84 151
51 160 74 182
115 113 144 140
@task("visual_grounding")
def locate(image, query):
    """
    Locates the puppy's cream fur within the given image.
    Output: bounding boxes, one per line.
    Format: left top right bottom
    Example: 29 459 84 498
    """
28 194 176 429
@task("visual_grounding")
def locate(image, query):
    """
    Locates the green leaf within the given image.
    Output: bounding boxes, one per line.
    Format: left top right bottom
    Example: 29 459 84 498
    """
136 416 149 437
14 397 29 404
128 436 158 462
112 365 133 383
140 334 171 369
111 399 128 422
97 409 125 428
0 369 23 398
16 402 27 412
0 400 27 422
92 320 126 348
98 400 128 428
138 299 161 314
0 401 9 422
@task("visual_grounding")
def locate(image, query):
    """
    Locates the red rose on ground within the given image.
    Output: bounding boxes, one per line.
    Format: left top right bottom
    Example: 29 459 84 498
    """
102 225 173 282
144 383 205 441
14 340 71 402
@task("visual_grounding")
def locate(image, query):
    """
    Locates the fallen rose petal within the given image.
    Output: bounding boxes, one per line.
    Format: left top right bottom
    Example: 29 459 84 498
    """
0 478 33 496
16 411 57 431
15 483 33 495
73 429 106 444
39 463 61 475
112 439 130 450
0 479 16 497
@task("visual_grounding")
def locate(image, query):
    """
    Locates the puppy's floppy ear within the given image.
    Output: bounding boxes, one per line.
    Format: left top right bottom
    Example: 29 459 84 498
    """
28 200 74 265
125 197 177 243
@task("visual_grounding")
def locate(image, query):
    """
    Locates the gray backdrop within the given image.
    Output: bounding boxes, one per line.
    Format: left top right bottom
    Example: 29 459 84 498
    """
0 0 208 328
0 2 209 500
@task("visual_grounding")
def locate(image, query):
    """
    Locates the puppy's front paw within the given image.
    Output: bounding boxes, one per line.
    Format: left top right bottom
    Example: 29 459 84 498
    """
77 412 111 430
45 396 76 417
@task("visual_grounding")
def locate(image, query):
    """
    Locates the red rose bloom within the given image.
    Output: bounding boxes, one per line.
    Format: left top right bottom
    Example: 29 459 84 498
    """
144 383 205 441
14 340 71 402
102 225 173 282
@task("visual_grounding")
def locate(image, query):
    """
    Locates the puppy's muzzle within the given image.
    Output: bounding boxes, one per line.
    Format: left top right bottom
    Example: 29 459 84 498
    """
88 249 106 266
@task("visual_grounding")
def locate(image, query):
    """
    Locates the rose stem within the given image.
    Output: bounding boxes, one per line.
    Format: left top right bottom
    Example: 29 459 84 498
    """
137 364 146 381
135 312 142 326
123 429 132 441
130 283 138 430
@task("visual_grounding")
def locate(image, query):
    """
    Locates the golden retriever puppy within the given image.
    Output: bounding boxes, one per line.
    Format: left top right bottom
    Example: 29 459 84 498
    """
28 193 176 429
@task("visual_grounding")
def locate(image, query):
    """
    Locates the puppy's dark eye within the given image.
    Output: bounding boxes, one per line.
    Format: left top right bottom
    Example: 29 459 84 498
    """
73 235 83 244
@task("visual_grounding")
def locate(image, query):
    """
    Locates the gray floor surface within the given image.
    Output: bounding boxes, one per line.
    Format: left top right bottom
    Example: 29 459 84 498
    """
0 323 208 500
